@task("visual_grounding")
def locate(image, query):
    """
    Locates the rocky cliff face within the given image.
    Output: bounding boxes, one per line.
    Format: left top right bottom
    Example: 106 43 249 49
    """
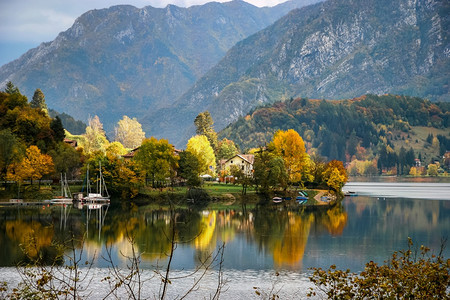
146 0 449 147
0 0 320 134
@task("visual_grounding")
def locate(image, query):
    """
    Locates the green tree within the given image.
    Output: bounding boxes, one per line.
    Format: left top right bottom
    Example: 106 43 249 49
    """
30 88 48 114
48 142 81 178
3 81 19 94
133 137 178 188
0 129 25 182
50 116 65 142
253 148 288 193
114 115 146 149
217 138 239 161
178 151 202 188
186 135 216 176
194 111 218 150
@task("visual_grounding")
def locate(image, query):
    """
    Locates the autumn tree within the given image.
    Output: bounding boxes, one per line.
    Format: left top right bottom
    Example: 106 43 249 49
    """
322 160 348 192
270 129 311 185
427 164 439 176
114 115 146 149
101 153 140 199
7 145 54 185
30 88 48 114
106 141 128 157
186 135 216 176
194 111 218 150
83 115 109 154
308 239 449 299
133 137 178 188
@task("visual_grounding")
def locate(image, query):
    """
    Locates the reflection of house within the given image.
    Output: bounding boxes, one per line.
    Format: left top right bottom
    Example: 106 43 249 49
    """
221 154 254 177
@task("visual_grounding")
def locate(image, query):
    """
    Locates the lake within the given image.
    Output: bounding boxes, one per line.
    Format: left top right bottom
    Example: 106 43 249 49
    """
1 180 449 299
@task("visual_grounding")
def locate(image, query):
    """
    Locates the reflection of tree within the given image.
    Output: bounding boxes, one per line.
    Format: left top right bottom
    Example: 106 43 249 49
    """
194 211 217 250
5 220 55 259
273 213 314 268
322 206 348 236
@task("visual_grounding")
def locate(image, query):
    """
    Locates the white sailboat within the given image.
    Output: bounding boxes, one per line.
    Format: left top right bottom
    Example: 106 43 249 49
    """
50 173 73 204
83 162 110 203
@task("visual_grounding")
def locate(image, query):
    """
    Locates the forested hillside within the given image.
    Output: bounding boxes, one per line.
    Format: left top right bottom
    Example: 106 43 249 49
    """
220 94 450 173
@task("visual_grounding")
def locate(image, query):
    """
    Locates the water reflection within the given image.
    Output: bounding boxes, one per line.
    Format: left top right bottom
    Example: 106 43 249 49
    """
0 193 448 272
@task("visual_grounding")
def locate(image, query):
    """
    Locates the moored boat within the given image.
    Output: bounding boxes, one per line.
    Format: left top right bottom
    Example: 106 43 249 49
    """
272 197 283 204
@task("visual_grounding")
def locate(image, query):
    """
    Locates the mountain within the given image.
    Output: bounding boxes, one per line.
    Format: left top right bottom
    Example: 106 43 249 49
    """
145 0 449 147
0 0 321 136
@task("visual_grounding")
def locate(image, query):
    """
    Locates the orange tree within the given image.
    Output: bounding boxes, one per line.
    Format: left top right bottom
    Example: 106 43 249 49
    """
270 129 311 186
322 160 348 192
7 145 54 185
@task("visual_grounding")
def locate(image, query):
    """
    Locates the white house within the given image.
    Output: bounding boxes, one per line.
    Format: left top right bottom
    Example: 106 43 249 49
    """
221 154 255 177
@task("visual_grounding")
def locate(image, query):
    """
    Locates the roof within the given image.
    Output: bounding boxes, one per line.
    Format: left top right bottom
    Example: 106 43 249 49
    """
223 154 255 165
122 145 182 159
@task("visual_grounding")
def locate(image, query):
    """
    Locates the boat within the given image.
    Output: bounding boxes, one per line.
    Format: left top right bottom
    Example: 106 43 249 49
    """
50 173 73 205
296 196 307 204
78 162 110 203
299 191 308 196
344 191 358 197
272 197 283 204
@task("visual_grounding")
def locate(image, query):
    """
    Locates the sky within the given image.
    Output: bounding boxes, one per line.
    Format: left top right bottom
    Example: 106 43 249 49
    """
0 0 289 66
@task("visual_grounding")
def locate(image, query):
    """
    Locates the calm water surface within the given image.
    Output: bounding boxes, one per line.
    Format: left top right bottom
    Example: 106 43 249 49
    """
1 180 449 298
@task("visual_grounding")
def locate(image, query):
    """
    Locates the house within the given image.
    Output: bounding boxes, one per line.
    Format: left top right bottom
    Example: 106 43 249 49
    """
122 147 182 160
220 154 255 177
63 138 78 148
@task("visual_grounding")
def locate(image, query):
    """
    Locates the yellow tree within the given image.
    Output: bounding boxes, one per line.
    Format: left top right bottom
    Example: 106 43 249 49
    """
83 115 109 154
270 129 310 184
26 145 54 184
186 135 216 176
114 115 146 149
7 145 54 185
323 160 348 192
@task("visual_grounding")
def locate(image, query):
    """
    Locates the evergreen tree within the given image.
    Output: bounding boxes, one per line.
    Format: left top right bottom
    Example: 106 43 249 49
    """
30 88 48 113
3 81 19 94
50 116 65 142
194 111 218 150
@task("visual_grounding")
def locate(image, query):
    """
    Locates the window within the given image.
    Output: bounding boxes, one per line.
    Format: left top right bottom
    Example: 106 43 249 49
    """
242 165 244 170
230 160 233 164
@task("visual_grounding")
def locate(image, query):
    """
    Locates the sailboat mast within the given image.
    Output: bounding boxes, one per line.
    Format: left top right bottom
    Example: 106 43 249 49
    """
87 164 90 194
99 161 102 196
60 173 63 196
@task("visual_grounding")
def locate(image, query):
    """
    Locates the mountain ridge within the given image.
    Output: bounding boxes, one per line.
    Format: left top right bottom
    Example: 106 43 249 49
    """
144 0 449 147
0 0 321 136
